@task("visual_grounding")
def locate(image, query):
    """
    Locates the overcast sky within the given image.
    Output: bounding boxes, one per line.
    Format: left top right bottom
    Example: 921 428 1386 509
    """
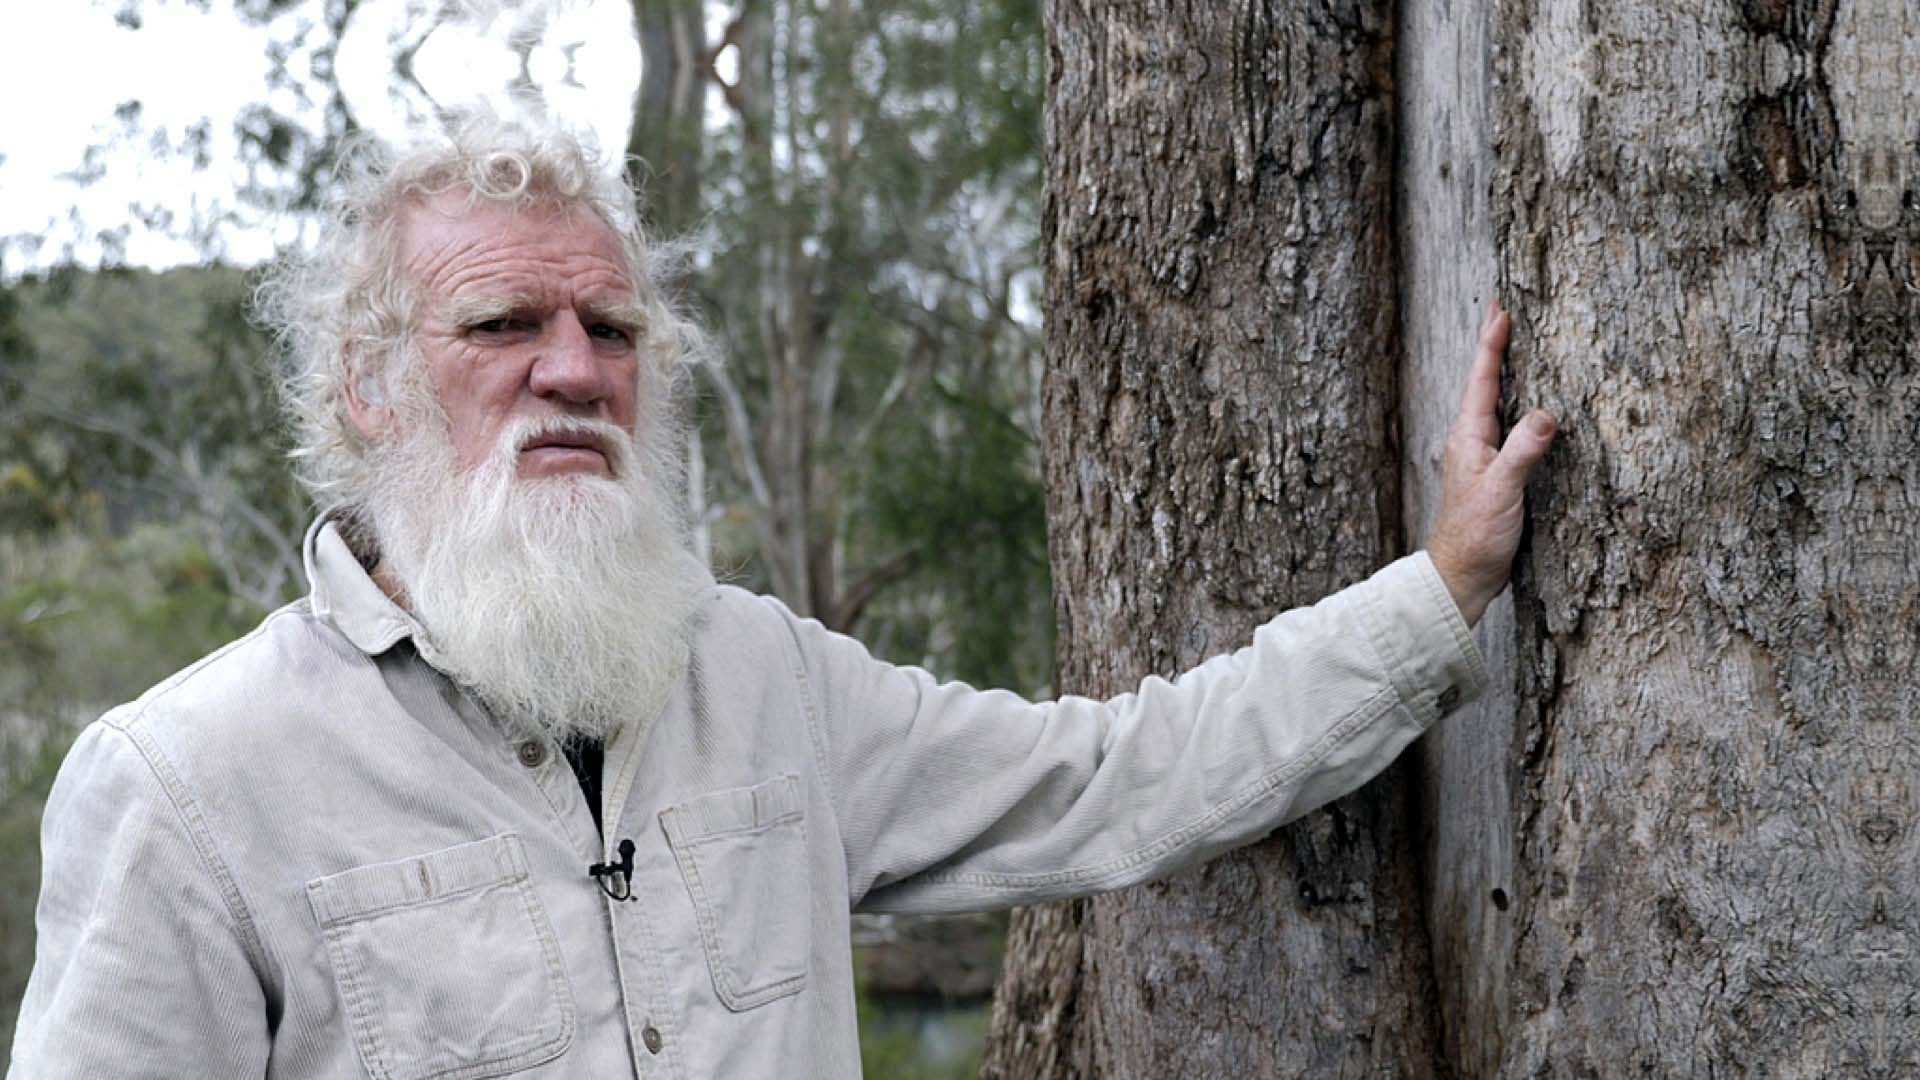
0 0 643 273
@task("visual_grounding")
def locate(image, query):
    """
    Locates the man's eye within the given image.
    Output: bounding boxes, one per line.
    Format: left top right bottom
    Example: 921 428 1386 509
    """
469 318 531 335
590 323 635 344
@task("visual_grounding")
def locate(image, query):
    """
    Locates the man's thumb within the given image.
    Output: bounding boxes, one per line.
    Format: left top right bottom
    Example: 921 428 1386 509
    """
1495 409 1557 479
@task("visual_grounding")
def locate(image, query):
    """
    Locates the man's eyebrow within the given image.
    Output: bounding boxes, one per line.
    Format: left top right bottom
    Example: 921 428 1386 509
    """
580 300 650 327
439 293 535 324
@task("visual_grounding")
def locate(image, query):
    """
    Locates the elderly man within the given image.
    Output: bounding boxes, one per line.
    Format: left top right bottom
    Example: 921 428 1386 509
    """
10 121 1555 1078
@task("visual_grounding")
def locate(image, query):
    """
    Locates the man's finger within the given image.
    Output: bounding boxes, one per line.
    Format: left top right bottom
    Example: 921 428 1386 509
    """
1456 305 1510 446
1492 409 1558 485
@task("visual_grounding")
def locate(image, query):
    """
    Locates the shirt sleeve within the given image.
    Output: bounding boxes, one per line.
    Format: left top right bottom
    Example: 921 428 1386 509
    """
9 717 270 1078
777 551 1488 914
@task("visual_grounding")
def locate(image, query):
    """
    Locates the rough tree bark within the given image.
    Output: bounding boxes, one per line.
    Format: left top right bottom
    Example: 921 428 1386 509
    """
990 0 1913 1075
1466 0 1916 1072
984 0 1444 1074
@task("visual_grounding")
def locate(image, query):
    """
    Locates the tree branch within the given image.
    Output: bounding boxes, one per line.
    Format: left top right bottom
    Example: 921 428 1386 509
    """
833 546 920 633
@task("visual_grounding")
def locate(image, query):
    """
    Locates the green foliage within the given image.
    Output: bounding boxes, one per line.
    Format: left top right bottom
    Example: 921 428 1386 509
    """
0 266 308 609
860 377 1052 690
688 0 1052 692
0 265 296 1057
0 526 269 734
0 742 62 1056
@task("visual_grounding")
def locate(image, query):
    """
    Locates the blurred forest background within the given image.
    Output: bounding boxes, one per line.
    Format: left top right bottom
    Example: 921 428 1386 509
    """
0 0 1048 1071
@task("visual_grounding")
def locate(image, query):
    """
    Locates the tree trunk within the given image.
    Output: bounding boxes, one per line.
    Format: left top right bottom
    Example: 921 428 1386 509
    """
984 0 1443 1074
631 0 718 563
630 0 707 231
1470 0 1915 1072
991 0 1911 1075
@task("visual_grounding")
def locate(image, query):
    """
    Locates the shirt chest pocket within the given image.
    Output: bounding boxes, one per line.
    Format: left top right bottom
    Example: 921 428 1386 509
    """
305 833 575 1079
659 775 810 1011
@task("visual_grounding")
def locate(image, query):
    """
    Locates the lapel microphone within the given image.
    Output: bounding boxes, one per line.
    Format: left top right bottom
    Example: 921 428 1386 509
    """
588 838 637 901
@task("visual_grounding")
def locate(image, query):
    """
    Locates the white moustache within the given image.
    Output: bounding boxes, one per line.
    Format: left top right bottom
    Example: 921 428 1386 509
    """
494 415 636 478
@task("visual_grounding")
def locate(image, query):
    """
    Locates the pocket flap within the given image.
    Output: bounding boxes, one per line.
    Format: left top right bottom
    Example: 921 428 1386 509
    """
660 775 802 846
306 833 528 927
656 775 810 1011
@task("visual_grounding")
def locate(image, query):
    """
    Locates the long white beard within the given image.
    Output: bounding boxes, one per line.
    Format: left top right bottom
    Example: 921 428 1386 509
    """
362 409 712 746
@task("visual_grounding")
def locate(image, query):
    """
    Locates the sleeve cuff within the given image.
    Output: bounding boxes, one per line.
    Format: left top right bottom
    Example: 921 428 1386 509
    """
1350 551 1491 722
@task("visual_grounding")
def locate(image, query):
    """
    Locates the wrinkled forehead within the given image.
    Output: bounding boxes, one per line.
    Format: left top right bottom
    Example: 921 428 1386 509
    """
394 190 637 301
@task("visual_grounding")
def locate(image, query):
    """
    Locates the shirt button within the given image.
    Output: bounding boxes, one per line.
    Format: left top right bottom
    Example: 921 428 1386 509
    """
1436 686 1461 714
516 740 547 768
641 1024 663 1054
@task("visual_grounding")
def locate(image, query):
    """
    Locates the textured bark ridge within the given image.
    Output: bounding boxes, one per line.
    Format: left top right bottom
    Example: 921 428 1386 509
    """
1489 0 1918 1072
984 0 1442 1074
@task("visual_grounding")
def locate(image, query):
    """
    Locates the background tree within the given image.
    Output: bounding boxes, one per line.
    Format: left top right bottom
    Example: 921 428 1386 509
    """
685 0 1052 689
989 0 1914 1074
0 268 307 611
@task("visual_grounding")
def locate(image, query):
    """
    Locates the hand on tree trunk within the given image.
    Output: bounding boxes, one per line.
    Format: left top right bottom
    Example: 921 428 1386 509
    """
1429 299 1558 629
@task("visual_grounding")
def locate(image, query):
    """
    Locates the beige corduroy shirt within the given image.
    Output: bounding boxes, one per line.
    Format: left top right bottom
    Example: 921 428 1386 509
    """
11 517 1486 1079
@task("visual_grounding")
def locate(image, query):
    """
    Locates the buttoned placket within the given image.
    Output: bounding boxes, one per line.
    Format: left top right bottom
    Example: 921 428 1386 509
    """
465 685 647 1080
504 725 647 1078
420 640 687 1080
502 690 690 1080
595 695 686 1080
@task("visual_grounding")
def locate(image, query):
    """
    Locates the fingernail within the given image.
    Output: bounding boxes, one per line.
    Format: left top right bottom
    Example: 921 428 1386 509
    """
1529 412 1556 436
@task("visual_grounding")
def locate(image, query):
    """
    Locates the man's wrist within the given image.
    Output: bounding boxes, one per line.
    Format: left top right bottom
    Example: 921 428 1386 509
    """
1428 550 1490 630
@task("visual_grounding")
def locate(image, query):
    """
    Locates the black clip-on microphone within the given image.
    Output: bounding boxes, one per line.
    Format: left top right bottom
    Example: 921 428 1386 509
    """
589 838 638 902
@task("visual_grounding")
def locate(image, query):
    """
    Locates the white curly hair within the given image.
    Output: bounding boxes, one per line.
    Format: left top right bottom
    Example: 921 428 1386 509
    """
253 115 704 515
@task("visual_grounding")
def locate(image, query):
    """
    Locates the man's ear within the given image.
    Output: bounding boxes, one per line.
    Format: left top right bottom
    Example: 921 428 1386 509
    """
343 358 390 440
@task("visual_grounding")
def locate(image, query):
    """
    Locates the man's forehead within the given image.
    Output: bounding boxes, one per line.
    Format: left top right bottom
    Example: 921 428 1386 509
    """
396 192 634 298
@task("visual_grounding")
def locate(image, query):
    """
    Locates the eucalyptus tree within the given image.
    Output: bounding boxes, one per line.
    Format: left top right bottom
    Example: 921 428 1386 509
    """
986 0 1914 1074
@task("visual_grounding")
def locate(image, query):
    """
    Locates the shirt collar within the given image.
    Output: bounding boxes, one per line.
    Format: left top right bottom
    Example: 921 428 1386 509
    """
303 515 424 657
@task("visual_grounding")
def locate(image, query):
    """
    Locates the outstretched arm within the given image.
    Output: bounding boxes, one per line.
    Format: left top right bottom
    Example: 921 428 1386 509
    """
788 298 1558 913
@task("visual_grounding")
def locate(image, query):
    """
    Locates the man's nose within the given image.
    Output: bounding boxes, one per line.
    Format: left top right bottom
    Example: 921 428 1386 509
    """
527 313 616 405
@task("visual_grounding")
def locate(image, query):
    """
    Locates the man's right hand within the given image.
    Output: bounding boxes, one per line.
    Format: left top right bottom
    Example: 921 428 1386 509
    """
1428 299 1558 629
